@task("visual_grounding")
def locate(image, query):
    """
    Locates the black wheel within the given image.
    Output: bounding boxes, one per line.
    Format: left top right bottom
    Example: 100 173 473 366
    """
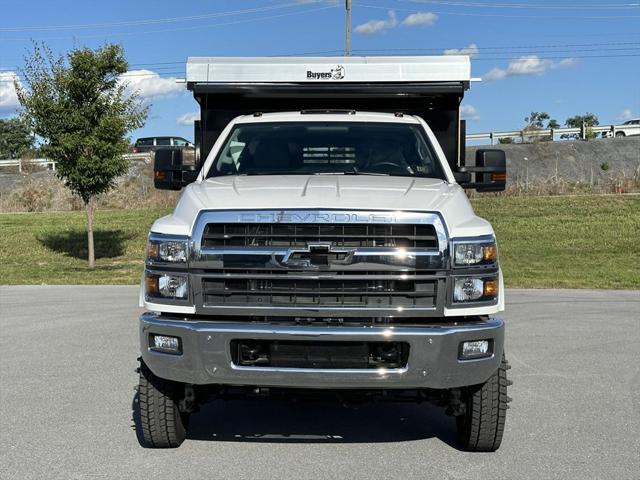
615 131 625 137
456 354 510 452
138 360 189 448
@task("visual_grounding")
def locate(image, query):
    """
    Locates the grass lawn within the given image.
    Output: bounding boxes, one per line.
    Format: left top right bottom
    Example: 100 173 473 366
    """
0 195 638 288
0 208 170 285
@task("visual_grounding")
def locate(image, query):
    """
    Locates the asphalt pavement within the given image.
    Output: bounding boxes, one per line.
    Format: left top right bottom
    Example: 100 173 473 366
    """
1 286 638 480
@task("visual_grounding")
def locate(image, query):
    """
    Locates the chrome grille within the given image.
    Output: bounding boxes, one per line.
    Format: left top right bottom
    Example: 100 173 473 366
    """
202 274 437 308
202 223 438 249
191 210 449 317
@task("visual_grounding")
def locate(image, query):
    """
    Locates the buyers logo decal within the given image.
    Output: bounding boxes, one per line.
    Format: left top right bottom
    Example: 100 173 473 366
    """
306 65 345 80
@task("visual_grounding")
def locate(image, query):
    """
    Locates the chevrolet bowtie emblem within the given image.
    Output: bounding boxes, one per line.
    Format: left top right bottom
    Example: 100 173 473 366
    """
275 243 354 269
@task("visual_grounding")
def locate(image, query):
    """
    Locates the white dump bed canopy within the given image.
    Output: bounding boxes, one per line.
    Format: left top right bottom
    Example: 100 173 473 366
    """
186 56 471 84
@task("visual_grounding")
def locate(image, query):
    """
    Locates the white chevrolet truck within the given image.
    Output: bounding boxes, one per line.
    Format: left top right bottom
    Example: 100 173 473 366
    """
138 56 511 451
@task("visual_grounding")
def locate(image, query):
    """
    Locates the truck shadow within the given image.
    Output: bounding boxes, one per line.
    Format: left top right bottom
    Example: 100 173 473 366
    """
39 230 132 259
132 391 461 449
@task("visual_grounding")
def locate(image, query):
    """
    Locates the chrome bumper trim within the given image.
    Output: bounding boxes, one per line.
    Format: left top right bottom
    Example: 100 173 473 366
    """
140 312 504 389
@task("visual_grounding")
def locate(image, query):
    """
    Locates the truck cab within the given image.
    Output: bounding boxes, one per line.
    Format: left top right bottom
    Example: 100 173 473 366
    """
137 56 510 451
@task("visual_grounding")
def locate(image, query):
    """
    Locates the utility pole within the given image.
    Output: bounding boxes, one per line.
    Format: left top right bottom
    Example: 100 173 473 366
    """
345 0 351 56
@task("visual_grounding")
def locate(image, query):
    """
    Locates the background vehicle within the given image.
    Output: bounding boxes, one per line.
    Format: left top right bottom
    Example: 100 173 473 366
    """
138 56 510 452
603 118 640 137
132 136 194 153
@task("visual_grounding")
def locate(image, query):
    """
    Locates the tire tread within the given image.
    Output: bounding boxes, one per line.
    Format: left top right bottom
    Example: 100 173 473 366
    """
458 354 509 452
138 361 187 448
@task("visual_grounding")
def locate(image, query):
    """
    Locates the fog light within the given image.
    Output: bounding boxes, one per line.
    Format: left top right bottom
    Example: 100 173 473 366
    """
150 334 182 354
460 340 492 360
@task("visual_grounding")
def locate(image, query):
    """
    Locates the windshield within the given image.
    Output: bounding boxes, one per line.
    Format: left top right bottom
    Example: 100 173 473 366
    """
206 121 446 179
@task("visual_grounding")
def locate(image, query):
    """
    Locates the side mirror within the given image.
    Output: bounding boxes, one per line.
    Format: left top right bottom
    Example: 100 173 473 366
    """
154 149 198 190
456 149 507 192
475 149 506 192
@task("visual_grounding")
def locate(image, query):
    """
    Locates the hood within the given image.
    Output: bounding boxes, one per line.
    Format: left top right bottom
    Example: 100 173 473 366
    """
152 175 493 238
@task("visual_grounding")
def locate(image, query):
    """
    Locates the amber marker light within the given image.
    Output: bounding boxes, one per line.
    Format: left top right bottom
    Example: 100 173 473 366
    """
146 242 159 260
483 278 498 298
145 274 159 296
483 244 498 262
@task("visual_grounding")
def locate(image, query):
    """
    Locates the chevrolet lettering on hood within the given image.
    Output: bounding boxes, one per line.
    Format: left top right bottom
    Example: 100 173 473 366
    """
237 212 395 223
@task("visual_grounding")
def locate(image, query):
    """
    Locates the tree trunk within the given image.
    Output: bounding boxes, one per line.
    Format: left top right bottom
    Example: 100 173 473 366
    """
86 197 95 268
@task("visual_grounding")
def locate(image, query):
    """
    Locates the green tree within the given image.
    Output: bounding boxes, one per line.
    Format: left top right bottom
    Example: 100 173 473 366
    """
524 112 558 142
16 43 147 267
562 113 600 140
548 119 560 130
0 117 34 159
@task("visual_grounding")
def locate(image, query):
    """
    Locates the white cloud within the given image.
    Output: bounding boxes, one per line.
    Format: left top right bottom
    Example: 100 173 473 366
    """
119 69 184 100
484 55 576 81
401 11 438 27
460 104 480 121
177 111 199 126
0 72 20 113
618 108 635 121
354 10 397 35
443 43 479 58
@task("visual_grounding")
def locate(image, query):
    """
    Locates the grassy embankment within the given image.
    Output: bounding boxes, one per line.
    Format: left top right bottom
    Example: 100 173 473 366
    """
0 195 638 288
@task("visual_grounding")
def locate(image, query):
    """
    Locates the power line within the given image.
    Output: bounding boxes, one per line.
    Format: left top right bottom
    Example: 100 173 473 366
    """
0 1 327 32
123 41 640 67
356 2 640 18
401 0 640 10
351 50 640 60
3 37 639 77
3 51 639 83
2 42 637 73
0 4 338 42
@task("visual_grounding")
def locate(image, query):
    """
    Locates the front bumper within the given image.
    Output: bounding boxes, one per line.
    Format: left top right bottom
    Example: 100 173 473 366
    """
140 313 504 389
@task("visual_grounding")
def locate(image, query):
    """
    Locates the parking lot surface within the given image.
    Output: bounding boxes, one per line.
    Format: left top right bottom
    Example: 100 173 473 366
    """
1 286 638 480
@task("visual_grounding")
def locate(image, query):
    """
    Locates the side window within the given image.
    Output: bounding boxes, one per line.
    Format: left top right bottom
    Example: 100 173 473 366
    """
156 138 171 146
214 129 246 174
136 138 153 146
173 138 188 146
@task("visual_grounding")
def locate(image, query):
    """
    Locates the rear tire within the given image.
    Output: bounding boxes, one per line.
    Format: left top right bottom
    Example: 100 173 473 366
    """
456 354 509 452
138 360 189 448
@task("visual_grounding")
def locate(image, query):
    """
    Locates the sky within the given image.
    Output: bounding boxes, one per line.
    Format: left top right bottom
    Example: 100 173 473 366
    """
1 0 639 142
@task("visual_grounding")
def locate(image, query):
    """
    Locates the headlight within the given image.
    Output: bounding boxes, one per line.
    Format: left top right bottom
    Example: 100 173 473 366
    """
453 238 497 267
147 235 188 263
145 273 188 300
453 277 498 303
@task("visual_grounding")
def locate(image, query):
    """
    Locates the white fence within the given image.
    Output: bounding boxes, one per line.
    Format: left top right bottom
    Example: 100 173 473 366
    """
0 152 152 172
467 123 640 145
0 158 56 172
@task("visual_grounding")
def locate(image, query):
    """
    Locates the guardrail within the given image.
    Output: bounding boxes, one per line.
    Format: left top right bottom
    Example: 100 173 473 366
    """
0 152 153 172
122 152 153 163
0 158 56 172
468 124 640 145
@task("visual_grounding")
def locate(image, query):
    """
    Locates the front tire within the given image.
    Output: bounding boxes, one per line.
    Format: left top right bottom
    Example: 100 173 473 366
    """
615 131 625 137
138 361 189 448
456 354 509 452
